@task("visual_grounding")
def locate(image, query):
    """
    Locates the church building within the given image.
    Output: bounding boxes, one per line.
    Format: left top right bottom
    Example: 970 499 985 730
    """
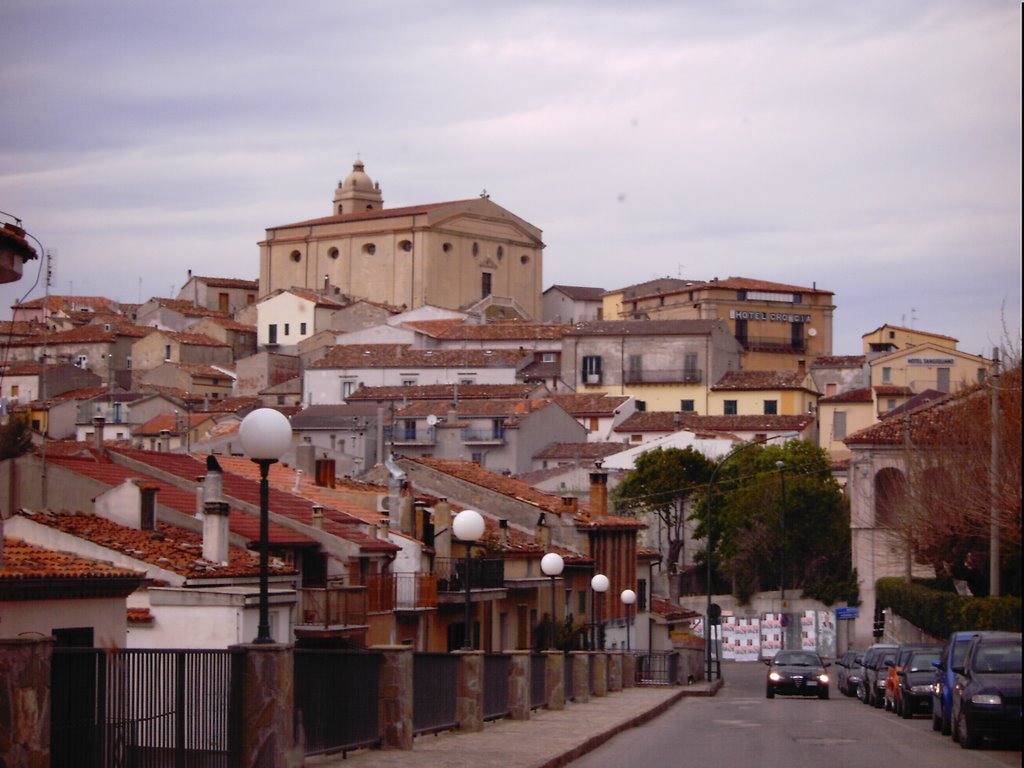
258 160 546 320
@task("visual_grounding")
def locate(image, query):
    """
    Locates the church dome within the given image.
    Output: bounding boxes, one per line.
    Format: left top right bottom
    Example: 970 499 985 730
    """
342 159 375 191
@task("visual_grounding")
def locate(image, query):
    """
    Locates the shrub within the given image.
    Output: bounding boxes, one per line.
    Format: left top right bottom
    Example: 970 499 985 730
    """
876 577 1022 637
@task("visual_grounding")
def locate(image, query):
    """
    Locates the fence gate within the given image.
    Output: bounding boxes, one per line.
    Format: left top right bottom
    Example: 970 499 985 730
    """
51 648 238 768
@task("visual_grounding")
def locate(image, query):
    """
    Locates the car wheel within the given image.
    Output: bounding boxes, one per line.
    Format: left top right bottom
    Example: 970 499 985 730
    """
819 688 829 700
941 709 952 736
861 685 870 704
957 712 980 749
932 707 942 731
766 685 775 699
901 699 912 719
873 690 884 708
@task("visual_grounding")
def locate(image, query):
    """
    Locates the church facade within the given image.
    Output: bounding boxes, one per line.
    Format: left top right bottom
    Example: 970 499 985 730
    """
258 160 546 320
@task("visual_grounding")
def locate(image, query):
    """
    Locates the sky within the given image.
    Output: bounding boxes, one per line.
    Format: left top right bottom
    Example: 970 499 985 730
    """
1 1 1020 358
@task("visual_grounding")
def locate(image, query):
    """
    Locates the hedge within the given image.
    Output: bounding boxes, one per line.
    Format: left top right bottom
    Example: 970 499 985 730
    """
876 578 1021 639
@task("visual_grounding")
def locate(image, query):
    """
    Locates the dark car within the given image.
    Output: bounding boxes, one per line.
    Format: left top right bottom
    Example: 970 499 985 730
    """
896 648 942 718
951 632 1022 749
836 648 865 697
885 643 941 714
932 630 991 735
860 644 897 707
765 650 830 699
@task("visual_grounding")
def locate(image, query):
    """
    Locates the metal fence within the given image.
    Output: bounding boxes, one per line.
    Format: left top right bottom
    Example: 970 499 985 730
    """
51 648 237 768
634 652 681 685
294 649 382 757
564 654 576 701
529 654 546 710
483 654 511 720
413 653 458 735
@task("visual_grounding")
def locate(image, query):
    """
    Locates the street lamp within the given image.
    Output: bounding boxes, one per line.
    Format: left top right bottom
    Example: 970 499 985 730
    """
239 408 293 644
775 459 787 650
590 573 609 650
620 589 636 652
453 509 485 650
541 552 564 650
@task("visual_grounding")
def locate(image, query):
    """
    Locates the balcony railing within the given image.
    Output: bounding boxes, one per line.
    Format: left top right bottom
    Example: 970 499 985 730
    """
739 335 807 352
460 428 506 444
298 585 368 628
623 368 703 384
392 427 436 445
435 557 506 592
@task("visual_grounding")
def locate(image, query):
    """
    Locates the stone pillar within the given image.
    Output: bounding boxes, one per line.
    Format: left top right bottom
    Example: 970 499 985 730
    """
507 651 531 720
232 643 302 768
607 652 623 692
455 651 484 732
571 652 590 703
375 645 414 749
0 637 52 768
543 650 565 710
592 652 608 697
622 652 637 688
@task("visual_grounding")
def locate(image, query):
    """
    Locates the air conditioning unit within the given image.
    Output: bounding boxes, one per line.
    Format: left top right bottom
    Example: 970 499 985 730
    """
376 495 390 513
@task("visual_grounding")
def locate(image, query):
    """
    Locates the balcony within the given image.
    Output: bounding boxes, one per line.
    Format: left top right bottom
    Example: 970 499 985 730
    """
460 428 506 445
392 427 436 446
435 557 506 593
623 368 703 385
739 336 807 353
297 584 368 629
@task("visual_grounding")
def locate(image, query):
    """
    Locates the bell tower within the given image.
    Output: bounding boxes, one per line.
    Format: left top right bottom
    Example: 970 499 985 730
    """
332 158 384 215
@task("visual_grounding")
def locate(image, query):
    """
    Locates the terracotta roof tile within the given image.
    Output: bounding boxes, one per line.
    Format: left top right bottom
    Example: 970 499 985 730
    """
564 320 722 337
436 322 570 341
544 285 606 301
615 412 813 433
712 370 817 392
1 538 143 580
310 345 528 369
548 394 630 417
345 383 538 402
270 200 472 230
819 387 873 404
532 442 626 460
811 355 866 367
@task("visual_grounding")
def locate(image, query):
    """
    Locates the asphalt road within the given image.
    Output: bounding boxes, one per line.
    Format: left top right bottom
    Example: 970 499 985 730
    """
568 661 1021 768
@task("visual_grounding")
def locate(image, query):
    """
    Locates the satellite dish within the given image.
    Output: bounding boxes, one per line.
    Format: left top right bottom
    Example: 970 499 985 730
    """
426 414 439 426
807 328 818 337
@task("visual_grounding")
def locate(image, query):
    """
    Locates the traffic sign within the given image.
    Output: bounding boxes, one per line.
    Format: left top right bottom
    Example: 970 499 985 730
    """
835 606 859 620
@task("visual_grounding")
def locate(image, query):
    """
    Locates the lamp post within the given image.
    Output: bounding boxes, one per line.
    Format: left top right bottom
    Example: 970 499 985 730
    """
775 459 787 650
453 509 485 650
620 589 636 651
703 432 799 680
239 408 293 644
541 553 564 650
590 573 609 650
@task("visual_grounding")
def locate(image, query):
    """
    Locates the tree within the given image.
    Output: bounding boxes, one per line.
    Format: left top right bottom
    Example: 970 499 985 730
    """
692 440 852 604
612 447 714 574
0 414 32 460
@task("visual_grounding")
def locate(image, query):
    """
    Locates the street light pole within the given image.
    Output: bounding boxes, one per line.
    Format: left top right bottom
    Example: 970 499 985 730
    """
541 553 565 650
621 589 636 651
590 573 609 650
239 408 293 644
776 460 787 651
453 510 486 650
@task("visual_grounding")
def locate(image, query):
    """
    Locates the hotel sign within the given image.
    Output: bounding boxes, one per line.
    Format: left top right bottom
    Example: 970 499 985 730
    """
729 310 812 323
907 356 955 366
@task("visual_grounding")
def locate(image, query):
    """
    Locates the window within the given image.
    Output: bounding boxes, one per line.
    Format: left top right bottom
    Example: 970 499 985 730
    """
680 399 694 412
582 355 602 384
268 324 278 344
826 383 837 396
763 400 778 415
399 239 413 252
341 380 357 399
328 247 339 259
481 272 492 298
126 356 132 369
635 400 646 412
541 352 556 363
937 367 950 393
834 411 847 440
683 353 698 381
163 345 171 361
734 318 748 346
977 368 987 383
724 400 738 415
290 250 302 263
10 385 18 398
218 293 229 312
284 323 290 336
403 420 417 440
362 243 376 255
882 367 891 383
401 378 417 386
887 399 897 410
300 322 307 335
492 419 505 439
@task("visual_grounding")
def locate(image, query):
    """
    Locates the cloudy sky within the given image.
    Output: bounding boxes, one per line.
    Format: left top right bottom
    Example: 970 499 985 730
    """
1 1 1019 357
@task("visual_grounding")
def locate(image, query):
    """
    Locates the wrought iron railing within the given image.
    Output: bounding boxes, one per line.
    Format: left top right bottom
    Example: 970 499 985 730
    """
297 585 368 627
483 654 511 720
623 368 703 384
435 557 506 592
294 650 381 756
412 653 458 735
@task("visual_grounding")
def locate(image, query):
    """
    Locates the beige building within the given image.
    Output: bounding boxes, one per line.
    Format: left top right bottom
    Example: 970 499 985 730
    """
868 342 990 411
258 160 545 320
603 276 835 372
861 323 958 355
707 370 820 418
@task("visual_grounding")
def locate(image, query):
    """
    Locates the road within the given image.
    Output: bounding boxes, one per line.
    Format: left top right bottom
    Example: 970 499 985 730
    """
569 661 1021 768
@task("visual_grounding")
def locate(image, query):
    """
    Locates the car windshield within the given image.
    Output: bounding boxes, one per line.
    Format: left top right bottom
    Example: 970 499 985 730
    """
973 644 1022 674
907 652 940 672
774 652 819 666
951 637 972 667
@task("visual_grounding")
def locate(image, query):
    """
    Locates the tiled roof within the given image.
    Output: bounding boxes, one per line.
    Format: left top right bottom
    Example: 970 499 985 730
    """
15 510 280 579
873 385 913 396
394 398 556 420
436 322 570 341
177 363 235 378
269 199 473 230
548 394 630 417
544 285 606 301
189 276 258 290
198 317 256 333
650 595 701 621
127 607 154 624
532 442 626 460
161 330 230 347
563 320 721 337
6 323 152 346
1 538 144 581
694 276 833 296
608 278 693 300
880 390 948 419
310 345 528 369
819 387 873 404
134 412 216 436
345 383 538 402
399 319 471 337
615 412 813 433
811 355 865 367
272 288 348 309
712 370 818 393
148 298 233 319
861 324 958 343
13 295 121 313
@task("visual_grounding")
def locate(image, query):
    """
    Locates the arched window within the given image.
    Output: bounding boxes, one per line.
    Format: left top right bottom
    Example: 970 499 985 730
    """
874 467 906 527
290 250 302 263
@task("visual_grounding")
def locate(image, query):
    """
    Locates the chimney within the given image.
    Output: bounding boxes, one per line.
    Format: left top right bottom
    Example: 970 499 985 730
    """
93 416 106 450
797 359 806 374
434 498 452 559
202 456 229 564
140 485 158 530
589 461 608 517
296 441 315 476
560 496 578 515
536 512 551 551
311 505 324 529
378 518 390 540
159 428 171 452
413 500 428 540
499 519 509 547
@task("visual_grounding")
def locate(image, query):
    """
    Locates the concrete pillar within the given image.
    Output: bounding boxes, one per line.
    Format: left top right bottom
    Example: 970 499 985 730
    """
607 652 623 692
0 637 52 768
454 651 484 732
592 652 608 697
507 651 531 721
374 645 414 749
622 652 637 688
571 652 590 703
232 643 302 768
543 650 565 710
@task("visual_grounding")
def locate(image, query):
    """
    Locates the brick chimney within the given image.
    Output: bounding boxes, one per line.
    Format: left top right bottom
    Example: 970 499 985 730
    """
560 496 578 515
588 461 608 517
93 416 106 451
499 518 509 547
202 456 230 564
434 498 452 559
536 512 551 551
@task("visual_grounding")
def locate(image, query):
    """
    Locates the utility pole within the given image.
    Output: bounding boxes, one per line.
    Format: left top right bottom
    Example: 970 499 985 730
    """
989 347 1001 596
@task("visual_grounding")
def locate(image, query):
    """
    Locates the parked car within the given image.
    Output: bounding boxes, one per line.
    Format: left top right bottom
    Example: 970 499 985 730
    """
951 632 1022 749
835 648 865 697
896 648 943 719
765 650 830 699
860 644 897 707
884 643 941 714
932 630 988 735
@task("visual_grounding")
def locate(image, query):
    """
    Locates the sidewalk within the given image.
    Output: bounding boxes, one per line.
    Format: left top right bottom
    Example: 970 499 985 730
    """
305 678 723 768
